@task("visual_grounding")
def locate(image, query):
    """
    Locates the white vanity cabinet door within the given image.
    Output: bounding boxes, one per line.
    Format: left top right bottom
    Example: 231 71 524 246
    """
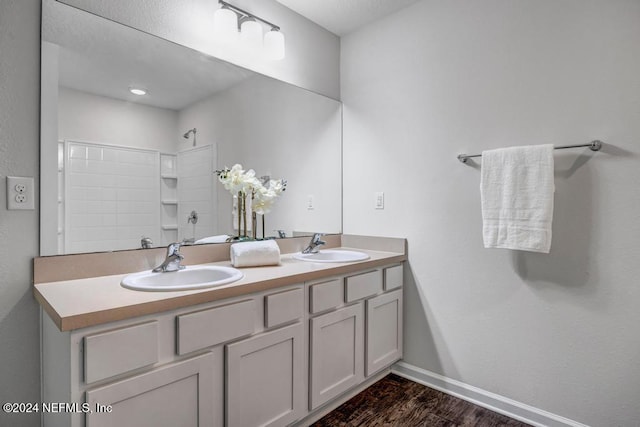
366 289 403 376
85 352 219 427
226 322 304 427
309 303 364 410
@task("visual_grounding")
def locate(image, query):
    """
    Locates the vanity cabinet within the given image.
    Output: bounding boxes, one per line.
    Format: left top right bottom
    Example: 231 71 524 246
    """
85 353 216 427
226 322 304 427
306 264 404 416
309 304 364 409
42 285 301 427
41 263 404 427
366 289 403 376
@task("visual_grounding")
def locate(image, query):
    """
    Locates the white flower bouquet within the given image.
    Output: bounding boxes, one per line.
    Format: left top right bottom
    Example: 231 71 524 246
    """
216 164 286 239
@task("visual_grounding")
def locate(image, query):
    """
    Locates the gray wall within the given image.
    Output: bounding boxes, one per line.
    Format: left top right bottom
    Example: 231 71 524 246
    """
0 0 42 426
178 76 342 237
342 0 640 425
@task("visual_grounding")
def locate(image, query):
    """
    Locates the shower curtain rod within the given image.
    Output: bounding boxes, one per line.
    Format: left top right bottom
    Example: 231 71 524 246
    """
457 140 603 163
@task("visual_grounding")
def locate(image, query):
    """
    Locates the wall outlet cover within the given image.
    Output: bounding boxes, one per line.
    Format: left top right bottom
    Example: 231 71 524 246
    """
7 176 35 210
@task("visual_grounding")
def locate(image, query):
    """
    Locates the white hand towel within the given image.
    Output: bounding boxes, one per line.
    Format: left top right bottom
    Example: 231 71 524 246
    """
480 144 555 253
230 240 281 267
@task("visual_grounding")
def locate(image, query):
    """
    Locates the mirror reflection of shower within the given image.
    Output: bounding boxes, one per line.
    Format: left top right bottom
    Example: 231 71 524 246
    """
184 210 199 245
183 128 197 146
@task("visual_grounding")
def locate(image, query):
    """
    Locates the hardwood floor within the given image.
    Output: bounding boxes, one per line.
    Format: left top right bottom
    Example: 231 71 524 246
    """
312 374 532 427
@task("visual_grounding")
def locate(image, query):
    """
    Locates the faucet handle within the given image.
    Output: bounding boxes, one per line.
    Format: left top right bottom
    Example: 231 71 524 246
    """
312 233 326 245
302 233 326 254
167 242 183 258
141 236 153 249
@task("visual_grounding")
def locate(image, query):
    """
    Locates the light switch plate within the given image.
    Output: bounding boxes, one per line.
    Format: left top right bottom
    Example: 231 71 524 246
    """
7 176 35 210
375 192 384 209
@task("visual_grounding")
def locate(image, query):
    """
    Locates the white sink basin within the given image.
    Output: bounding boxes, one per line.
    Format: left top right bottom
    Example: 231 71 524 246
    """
121 266 244 291
292 249 370 263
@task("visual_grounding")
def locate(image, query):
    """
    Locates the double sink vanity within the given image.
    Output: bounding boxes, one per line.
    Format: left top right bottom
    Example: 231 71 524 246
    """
37 3 404 426
34 234 406 427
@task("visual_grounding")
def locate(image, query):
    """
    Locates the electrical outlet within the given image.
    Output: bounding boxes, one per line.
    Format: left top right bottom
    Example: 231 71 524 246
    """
7 176 35 210
307 195 315 210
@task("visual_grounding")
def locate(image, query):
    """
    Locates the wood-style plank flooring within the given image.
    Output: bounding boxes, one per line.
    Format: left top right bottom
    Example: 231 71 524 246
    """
312 374 532 427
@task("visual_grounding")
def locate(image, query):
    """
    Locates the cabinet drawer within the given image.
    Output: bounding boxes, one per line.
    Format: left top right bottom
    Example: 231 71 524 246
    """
177 300 255 355
265 288 303 328
309 278 343 314
384 264 403 291
345 270 382 303
84 321 158 384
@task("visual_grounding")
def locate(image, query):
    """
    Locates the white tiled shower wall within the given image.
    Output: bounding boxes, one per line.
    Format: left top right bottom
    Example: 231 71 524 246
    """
177 145 216 242
64 142 218 253
65 141 160 253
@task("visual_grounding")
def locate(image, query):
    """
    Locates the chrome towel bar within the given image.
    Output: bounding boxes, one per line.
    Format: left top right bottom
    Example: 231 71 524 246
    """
457 140 603 163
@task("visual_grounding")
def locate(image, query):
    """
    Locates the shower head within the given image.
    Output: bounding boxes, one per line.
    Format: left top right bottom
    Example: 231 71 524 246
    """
183 128 197 146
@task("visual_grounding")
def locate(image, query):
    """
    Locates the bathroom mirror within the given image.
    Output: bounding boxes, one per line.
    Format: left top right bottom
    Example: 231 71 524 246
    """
40 0 342 255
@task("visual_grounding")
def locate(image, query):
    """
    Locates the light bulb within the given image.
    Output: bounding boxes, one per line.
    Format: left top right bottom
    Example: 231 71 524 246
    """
240 19 263 50
129 87 147 96
264 30 285 60
213 7 238 42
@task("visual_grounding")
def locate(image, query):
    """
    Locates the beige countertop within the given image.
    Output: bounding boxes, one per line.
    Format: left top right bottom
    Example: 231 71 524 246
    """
35 247 406 332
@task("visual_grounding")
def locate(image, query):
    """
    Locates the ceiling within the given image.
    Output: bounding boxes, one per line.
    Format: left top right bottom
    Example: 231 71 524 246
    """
44 1 254 111
42 0 421 111
275 0 421 36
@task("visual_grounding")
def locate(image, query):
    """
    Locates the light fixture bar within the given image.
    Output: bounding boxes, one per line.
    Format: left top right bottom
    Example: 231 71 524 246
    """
218 0 280 31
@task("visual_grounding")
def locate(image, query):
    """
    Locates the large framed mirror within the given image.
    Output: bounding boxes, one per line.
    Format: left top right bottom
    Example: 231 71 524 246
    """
40 0 342 256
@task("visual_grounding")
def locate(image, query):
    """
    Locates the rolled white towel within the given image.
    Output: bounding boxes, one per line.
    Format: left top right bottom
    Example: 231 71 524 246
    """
195 235 230 244
230 240 281 268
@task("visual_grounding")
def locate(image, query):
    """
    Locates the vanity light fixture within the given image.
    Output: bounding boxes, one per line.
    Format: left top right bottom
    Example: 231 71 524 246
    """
213 0 285 60
128 87 147 96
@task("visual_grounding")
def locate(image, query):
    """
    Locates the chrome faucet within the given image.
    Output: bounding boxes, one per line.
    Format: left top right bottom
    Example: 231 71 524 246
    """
153 243 185 272
141 236 153 249
302 233 326 254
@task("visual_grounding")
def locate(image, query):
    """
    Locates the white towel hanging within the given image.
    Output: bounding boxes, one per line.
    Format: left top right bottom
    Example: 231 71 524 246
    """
480 144 555 253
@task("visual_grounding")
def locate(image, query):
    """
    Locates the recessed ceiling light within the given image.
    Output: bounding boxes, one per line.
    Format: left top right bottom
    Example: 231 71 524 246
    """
129 87 147 96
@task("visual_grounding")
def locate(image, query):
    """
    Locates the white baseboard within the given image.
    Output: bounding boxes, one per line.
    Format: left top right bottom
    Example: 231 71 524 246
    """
391 362 589 427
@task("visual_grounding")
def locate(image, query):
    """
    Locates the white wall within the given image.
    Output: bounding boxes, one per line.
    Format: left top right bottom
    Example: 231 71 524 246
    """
178 75 342 237
0 0 42 426
341 0 640 425
57 0 341 100
58 87 179 153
